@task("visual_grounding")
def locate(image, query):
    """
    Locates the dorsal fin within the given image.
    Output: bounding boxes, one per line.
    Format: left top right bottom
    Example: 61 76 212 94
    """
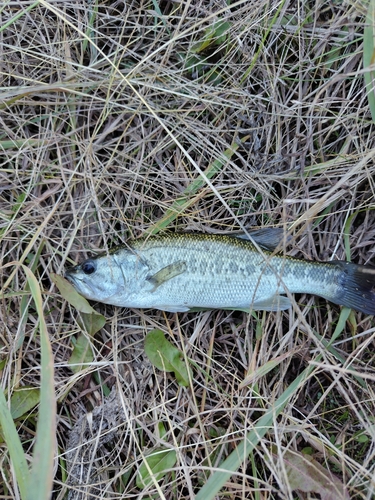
233 227 290 251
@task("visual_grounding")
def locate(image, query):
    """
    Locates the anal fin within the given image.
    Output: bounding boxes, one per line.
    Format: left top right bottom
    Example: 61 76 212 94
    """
252 294 292 311
158 305 191 312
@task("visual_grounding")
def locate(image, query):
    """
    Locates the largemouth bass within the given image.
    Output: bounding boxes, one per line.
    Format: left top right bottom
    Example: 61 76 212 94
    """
65 231 375 314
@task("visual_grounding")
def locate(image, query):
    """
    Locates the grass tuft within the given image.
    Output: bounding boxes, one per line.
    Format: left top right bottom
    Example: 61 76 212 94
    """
1 1 375 498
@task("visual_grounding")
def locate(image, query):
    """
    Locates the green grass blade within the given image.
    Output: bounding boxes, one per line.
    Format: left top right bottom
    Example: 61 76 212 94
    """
22 266 56 500
18 240 46 350
0 388 30 499
146 138 248 235
196 304 358 500
0 1 40 33
195 364 315 500
240 0 287 85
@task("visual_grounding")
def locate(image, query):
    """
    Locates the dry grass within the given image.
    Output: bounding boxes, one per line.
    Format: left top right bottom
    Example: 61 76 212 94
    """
1 0 375 499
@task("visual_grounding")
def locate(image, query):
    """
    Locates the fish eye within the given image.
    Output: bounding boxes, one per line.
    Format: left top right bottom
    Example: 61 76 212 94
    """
81 260 96 275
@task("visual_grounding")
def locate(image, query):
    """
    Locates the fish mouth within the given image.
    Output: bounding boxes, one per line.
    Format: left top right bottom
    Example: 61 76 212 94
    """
64 270 97 298
64 269 85 291
64 269 77 284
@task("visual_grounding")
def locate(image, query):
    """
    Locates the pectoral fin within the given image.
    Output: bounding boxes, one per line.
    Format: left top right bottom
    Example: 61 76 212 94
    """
234 227 291 251
148 261 187 290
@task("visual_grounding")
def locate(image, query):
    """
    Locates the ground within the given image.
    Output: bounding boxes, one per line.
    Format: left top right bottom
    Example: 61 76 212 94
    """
1 1 375 499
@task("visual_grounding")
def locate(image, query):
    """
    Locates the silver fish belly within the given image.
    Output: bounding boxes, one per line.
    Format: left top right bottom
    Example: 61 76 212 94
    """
65 233 375 314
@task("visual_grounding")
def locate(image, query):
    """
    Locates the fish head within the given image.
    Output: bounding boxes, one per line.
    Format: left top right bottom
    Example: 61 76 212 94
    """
65 252 127 305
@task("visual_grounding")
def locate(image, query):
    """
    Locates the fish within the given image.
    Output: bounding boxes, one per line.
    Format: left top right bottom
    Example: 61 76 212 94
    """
65 229 375 315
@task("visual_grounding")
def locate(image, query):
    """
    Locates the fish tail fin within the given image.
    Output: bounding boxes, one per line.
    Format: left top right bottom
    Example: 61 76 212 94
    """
333 261 375 315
